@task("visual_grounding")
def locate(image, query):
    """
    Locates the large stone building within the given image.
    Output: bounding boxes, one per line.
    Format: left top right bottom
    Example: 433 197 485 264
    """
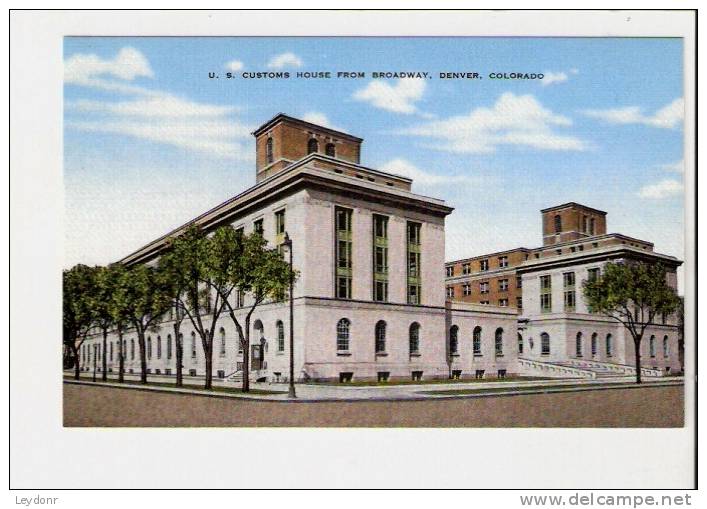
446 203 683 378
78 114 518 383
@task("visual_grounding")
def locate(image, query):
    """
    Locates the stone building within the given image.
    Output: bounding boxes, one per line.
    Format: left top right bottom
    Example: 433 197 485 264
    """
79 114 518 383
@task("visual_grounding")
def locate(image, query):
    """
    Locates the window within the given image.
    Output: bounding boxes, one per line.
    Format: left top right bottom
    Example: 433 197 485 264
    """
373 214 388 239
480 281 489 294
336 319 350 352
564 290 576 312
541 333 550 355
554 214 562 234
563 272 575 288
266 137 274 164
516 296 523 309
109 341 113 361
583 215 588 233
480 300 490 305
449 325 459 355
555 249 562 256
518 333 523 354
276 321 285 352
157 336 162 359
462 263 471 275
325 143 336 157
499 279 509 292
663 336 669 357
473 326 482 356
167 335 172 360
275 209 286 236
375 321 386 354
130 339 135 360
575 332 583 357
307 138 319 154
463 283 471 296
191 332 197 358
335 207 353 299
253 218 264 236
540 275 552 313
494 328 504 356
499 298 508 307
377 371 390 382
587 267 600 282
219 328 226 357
446 266 454 277
516 275 523 288
407 222 422 304
606 334 613 357
591 333 597 357
649 335 656 358
479 259 489 271
590 218 596 235
409 322 420 355
498 256 508 268
446 286 455 299
373 215 389 302
147 337 152 359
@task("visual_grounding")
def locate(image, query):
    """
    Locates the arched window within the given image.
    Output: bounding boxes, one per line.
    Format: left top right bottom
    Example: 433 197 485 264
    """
606 334 613 357
130 339 135 360
97 344 101 361
325 143 336 157
541 332 550 355
554 214 562 234
276 321 285 352
663 335 669 357
649 335 656 358
375 320 387 354
266 137 274 164
219 328 226 357
449 325 459 355
167 335 173 360
191 332 197 358
576 332 583 357
122 340 127 360
337 318 350 352
409 322 420 355
110 341 113 361
473 326 482 356
591 333 598 357
307 138 319 154
157 336 162 359
494 328 504 356
517 333 523 355
147 336 152 360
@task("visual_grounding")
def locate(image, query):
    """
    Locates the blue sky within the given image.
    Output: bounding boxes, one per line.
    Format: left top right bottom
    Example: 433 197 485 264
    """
64 37 685 287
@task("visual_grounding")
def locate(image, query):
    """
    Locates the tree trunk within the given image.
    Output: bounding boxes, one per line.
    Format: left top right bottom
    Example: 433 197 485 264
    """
204 341 213 390
102 329 108 382
73 344 80 380
174 322 183 387
92 344 97 382
118 329 124 383
634 336 643 384
242 315 251 392
137 327 148 384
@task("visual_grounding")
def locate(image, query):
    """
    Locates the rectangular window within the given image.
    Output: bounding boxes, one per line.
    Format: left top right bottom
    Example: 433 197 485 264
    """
462 263 471 274
499 298 508 307
463 283 471 296
540 275 552 290
446 286 455 299
446 266 454 277
480 300 489 305
253 218 264 236
374 280 388 302
587 267 600 282
540 294 552 313
498 279 509 292
407 222 422 304
372 215 389 302
498 256 508 268
563 271 575 288
479 259 489 271
335 207 353 299
275 209 285 235
480 281 489 294
374 246 388 274
516 296 523 309
564 290 576 312
516 275 522 288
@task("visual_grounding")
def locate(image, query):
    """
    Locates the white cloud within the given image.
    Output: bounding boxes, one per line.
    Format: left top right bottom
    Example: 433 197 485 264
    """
398 92 587 154
65 47 154 85
658 159 684 174
542 71 569 86
64 47 253 160
582 98 684 129
302 112 344 132
638 179 684 199
353 78 426 115
225 59 244 72
267 52 303 69
379 158 476 186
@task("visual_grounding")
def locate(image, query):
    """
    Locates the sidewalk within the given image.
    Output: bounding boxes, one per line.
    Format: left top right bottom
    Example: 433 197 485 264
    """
63 373 683 402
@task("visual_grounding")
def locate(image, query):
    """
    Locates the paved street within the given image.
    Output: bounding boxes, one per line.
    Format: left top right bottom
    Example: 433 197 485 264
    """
64 382 684 427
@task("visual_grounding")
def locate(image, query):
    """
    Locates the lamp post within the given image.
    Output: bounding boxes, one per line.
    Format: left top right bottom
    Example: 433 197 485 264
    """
283 231 296 399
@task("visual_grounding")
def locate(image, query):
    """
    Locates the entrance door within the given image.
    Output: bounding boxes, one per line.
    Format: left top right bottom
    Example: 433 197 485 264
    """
251 344 262 371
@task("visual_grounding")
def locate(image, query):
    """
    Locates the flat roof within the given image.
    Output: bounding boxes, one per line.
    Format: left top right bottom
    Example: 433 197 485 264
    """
252 113 364 142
